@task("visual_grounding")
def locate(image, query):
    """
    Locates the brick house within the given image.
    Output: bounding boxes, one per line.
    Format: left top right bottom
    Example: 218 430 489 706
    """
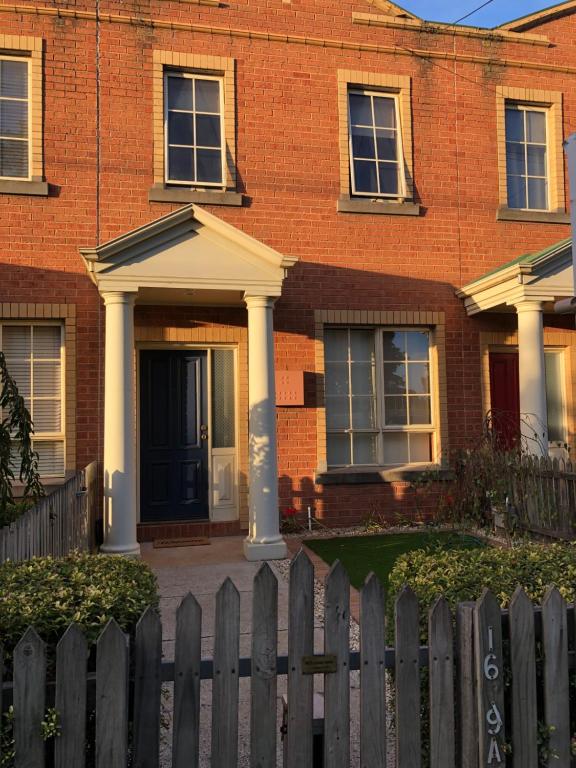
0 0 575 558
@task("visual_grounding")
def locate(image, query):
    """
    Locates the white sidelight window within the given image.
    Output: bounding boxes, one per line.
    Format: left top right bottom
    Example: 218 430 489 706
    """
324 328 434 467
0 57 30 180
164 72 225 187
0 324 65 477
544 350 566 443
348 89 405 198
505 104 549 211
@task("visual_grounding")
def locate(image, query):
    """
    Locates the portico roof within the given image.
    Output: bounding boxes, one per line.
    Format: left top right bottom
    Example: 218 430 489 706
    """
456 237 573 315
80 204 297 300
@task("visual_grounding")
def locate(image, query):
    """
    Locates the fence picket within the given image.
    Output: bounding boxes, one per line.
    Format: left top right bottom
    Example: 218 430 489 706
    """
96 619 129 768
211 578 240 768
429 598 455 768
509 587 538 768
250 563 278 768
395 586 421 768
542 587 570 766
173 592 202 768
13 627 46 768
133 607 162 768
456 602 477 768
324 560 350 768
286 550 314 768
360 573 386 768
55 624 87 768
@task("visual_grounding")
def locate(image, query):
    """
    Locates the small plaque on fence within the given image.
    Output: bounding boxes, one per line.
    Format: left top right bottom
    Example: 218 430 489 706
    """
301 654 337 674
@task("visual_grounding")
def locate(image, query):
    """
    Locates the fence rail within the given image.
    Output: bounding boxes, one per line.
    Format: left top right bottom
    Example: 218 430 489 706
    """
2 552 575 767
0 461 97 564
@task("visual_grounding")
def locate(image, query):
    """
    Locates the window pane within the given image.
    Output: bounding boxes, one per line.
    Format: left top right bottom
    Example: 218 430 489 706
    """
373 97 396 129
349 93 372 125
383 432 408 465
408 363 429 394
33 327 60 359
505 108 524 142
528 177 547 210
4 360 30 397
0 101 27 138
212 349 235 448
351 363 374 396
324 329 348 361
378 163 399 195
545 352 565 442
33 361 61 398
384 396 407 425
325 363 349 396
195 79 220 113
350 331 374 362
383 363 406 395
167 77 193 110
33 400 61 432
168 112 194 145
353 160 378 193
375 129 397 161
326 396 350 429
526 111 546 143
383 331 406 360
196 149 222 183
351 125 375 159
507 175 526 209
196 115 221 148
506 143 525 175
409 396 431 425
327 433 351 466
0 60 28 99
352 396 376 428
353 433 378 464
2 325 30 358
34 441 64 476
409 433 432 462
527 145 546 177
0 139 28 178
406 332 429 361
168 147 194 181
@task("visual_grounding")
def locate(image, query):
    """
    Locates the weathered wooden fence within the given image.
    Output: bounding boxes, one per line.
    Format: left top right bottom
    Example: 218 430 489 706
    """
0 461 98 564
2 552 575 767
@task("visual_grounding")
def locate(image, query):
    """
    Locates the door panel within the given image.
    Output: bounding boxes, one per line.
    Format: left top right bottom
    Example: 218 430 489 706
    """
489 352 520 450
140 350 209 522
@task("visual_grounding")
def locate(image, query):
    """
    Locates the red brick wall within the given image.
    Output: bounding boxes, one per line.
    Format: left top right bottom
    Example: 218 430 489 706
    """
1 1 575 526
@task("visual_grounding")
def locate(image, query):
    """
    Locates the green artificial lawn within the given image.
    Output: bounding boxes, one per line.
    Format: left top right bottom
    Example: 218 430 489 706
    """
305 531 484 590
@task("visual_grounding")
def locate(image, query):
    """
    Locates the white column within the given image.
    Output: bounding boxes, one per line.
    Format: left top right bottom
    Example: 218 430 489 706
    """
100 291 140 556
515 300 548 456
243 295 287 561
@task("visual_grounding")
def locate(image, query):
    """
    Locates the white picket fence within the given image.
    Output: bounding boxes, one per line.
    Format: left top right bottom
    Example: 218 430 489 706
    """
2 552 574 766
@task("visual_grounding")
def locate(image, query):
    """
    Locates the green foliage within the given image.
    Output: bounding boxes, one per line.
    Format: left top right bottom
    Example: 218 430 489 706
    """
0 351 44 519
0 552 158 658
0 706 60 768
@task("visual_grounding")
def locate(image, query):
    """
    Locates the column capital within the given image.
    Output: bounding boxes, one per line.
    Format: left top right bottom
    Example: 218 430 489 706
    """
514 300 545 314
244 294 276 310
101 290 138 307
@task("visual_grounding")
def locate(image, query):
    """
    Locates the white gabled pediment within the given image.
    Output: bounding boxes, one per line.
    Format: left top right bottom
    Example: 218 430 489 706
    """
80 204 297 297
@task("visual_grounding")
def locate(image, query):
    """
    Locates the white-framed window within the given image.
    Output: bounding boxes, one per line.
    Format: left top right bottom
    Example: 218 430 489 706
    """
505 104 549 211
348 89 405 198
0 56 30 180
0 323 65 477
544 349 567 443
324 327 434 467
164 71 225 187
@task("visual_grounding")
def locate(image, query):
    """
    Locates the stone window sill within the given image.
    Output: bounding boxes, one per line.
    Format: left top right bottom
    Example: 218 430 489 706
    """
149 185 243 206
0 179 49 196
337 196 420 216
496 206 570 224
315 464 451 485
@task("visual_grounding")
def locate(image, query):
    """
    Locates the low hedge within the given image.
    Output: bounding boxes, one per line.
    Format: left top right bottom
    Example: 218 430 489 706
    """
388 541 576 640
0 552 158 655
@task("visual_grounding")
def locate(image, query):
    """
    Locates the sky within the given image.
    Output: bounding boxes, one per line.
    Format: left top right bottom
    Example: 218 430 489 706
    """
399 1 558 28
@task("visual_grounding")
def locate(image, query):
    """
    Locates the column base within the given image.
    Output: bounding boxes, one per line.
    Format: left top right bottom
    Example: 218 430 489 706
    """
99 542 141 557
243 537 287 561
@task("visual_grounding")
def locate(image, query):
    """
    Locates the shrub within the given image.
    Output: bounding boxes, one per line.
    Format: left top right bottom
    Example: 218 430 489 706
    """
0 552 158 657
389 542 576 640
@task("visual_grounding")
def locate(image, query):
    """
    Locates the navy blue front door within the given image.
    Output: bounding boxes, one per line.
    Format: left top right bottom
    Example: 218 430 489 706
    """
140 350 209 522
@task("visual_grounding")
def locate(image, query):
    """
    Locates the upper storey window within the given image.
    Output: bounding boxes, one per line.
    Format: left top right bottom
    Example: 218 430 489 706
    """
0 57 29 180
165 72 225 188
505 105 548 211
348 89 405 198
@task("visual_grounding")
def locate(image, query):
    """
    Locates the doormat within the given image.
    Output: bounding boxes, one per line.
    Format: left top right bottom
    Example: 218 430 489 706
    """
153 537 211 549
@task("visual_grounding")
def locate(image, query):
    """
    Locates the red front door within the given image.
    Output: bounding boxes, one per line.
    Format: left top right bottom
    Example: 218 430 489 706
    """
489 352 520 449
